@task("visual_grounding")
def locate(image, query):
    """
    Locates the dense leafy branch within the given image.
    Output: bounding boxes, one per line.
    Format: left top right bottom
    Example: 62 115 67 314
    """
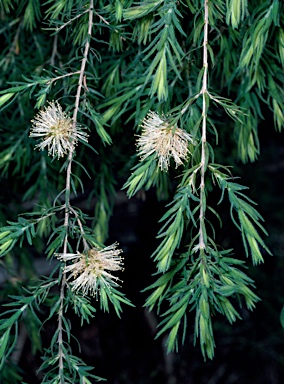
0 0 282 380
121 0 273 360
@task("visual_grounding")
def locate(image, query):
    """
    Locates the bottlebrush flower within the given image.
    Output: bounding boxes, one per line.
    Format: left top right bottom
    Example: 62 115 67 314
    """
56 243 124 296
136 111 194 171
30 101 88 158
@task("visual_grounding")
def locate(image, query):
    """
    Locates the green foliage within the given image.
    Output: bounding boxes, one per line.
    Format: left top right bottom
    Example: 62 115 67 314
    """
125 0 186 101
145 248 260 359
0 0 133 381
151 184 198 272
0 0 282 379
0 210 57 257
123 153 171 199
210 164 272 264
121 0 275 360
0 279 58 371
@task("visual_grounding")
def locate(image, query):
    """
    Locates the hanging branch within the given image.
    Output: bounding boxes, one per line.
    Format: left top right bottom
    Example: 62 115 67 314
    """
57 1 94 380
141 0 270 361
199 0 209 252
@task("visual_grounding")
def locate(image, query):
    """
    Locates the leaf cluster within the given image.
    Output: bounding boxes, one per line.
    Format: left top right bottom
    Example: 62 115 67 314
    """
145 248 259 359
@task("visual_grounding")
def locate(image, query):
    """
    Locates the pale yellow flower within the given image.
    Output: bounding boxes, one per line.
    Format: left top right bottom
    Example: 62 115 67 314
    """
56 243 123 296
136 111 194 171
30 101 88 158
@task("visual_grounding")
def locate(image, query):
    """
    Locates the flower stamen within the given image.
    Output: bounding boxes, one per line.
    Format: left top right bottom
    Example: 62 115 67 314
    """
136 111 194 171
56 243 124 297
30 101 88 158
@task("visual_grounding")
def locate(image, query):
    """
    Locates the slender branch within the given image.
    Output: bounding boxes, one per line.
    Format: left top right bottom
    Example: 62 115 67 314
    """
0 17 21 34
95 11 110 25
47 71 81 84
56 9 89 32
49 33 61 65
199 0 209 250
73 4 94 127
8 19 22 56
50 34 59 66
95 10 125 38
57 1 94 381
69 206 89 251
180 91 202 115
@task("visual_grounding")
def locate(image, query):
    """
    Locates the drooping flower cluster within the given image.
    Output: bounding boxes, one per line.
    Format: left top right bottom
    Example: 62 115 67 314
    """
30 101 88 158
56 243 123 296
136 111 194 171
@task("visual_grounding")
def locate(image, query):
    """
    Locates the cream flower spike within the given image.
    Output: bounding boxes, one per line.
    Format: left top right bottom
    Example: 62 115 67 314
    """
136 111 194 171
30 101 88 158
56 243 124 297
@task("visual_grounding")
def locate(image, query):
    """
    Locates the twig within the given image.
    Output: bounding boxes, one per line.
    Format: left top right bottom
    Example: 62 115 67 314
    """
8 19 22 56
69 206 89 251
199 0 209 250
180 91 202 115
95 11 110 25
56 9 89 33
72 4 93 127
0 17 21 35
57 1 94 382
50 34 59 66
47 71 81 84
95 10 125 39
